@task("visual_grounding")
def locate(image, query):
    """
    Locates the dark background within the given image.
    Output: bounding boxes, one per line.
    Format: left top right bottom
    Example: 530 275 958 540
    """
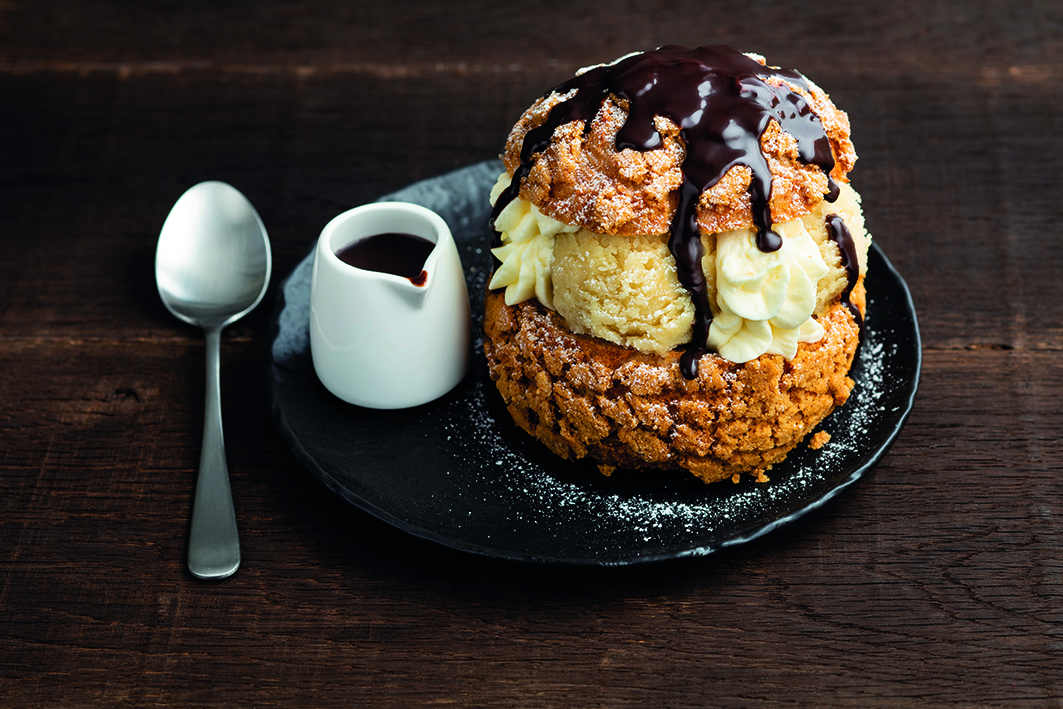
2 0 1062 705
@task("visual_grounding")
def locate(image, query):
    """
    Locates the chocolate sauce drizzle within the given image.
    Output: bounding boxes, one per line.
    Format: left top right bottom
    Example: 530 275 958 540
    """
825 213 863 337
490 45 840 378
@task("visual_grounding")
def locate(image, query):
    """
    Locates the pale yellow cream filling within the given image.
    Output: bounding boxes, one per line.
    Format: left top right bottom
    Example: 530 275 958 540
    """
488 171 870 363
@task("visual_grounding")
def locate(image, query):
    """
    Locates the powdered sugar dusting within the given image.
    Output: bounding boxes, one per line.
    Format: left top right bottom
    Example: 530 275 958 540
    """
438 276 898 560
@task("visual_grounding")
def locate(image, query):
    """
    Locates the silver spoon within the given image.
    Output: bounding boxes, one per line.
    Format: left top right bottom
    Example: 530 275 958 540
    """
156 181 271 580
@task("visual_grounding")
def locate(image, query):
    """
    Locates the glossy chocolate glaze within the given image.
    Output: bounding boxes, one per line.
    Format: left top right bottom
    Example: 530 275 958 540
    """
825 213 864 337
490 45 840 378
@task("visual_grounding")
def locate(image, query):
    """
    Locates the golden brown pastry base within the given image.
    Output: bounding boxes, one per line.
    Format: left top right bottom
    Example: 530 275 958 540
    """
483 281 865 484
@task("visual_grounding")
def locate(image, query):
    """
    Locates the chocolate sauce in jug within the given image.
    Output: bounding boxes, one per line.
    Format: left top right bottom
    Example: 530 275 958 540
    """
490 45 841 378
336 232 434 286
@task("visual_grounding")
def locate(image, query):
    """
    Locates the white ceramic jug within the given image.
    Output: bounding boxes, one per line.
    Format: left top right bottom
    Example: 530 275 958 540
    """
309 202 471 409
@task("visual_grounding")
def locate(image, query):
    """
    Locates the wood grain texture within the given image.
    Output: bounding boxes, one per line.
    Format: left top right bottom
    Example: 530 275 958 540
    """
2 0 1063 705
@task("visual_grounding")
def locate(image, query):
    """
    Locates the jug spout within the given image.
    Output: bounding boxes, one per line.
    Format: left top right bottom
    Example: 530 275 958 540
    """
407 268 430 290
386 267 434 307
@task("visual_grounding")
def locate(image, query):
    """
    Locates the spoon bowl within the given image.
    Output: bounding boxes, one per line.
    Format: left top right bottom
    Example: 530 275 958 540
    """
158 182 271 327
156 181 271 579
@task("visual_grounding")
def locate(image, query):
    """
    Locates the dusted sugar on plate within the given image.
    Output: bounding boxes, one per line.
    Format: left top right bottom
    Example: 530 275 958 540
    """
482 45 871 484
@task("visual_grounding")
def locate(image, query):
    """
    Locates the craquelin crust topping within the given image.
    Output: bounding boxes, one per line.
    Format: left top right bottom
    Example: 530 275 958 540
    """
501 73 856 237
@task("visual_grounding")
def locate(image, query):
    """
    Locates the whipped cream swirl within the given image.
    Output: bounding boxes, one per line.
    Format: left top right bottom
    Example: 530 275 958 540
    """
489 172 843 365
708 220 828 362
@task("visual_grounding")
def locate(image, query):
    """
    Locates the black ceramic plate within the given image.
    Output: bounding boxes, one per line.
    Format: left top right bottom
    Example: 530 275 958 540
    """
269 161 921 565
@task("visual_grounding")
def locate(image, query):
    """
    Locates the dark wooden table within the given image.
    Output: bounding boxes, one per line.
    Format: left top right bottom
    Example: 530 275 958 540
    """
3 1 1062 705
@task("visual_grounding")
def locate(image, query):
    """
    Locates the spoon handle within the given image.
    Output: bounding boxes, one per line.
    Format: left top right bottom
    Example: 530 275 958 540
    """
188 325 241 579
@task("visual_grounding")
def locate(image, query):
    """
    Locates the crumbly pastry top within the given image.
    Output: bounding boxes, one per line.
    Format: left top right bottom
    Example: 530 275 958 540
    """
500 60 857 237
